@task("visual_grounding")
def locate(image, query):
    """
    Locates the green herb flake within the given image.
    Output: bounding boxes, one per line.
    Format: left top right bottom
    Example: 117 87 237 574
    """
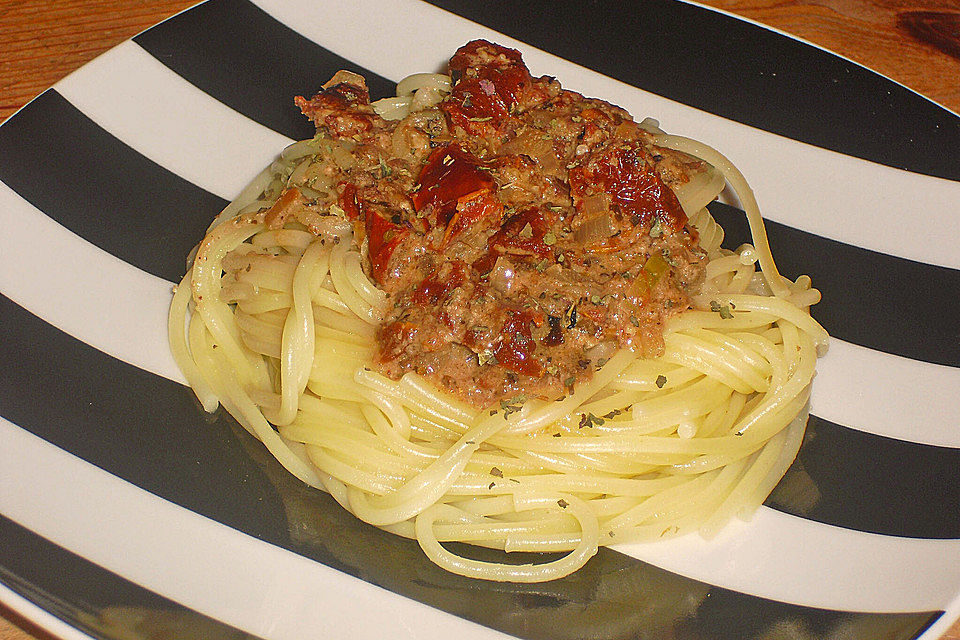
379 157 392 178
499 395 526 417
710 299 734 318
655 374 668 389
649 218 663 238
535 259 550 272
543 232 557 246
577 412 606 429
519 222 534 239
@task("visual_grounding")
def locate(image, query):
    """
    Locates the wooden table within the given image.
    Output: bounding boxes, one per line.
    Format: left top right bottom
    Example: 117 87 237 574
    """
0 1 958 639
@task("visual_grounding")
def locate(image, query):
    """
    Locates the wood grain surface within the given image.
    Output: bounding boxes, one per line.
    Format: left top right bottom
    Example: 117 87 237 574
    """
698 0 960 113
0 1 957 639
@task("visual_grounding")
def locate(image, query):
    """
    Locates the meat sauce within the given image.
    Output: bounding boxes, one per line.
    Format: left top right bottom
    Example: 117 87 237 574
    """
294 41 707 408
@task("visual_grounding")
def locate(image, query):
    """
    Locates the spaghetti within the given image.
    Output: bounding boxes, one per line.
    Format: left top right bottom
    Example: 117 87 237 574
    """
169 42 827 582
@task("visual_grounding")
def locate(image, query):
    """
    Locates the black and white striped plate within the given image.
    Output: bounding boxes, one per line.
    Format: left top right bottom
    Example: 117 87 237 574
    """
1 1 958 639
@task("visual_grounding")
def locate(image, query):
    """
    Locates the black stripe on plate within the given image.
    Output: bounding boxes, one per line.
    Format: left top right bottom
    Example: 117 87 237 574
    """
425 0 960 182
710 201 960 368
0 293 944 639
766 415 960 539
133 0 395 141
0 515 259 640
0 86 957 370
0 90 228 283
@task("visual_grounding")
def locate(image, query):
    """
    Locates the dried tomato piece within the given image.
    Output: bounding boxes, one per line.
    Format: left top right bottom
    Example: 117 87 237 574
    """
448 40 524 76
543 315 565 346
493 309 545 377
441 191 503 249
377 320 418 363
412 262 468 306
570 143 687 231
443 40 531 133
471 250 498 275
338 183 361 220
413 144 495 227
294 72 375 138
365 211 408 284
488 207 557 258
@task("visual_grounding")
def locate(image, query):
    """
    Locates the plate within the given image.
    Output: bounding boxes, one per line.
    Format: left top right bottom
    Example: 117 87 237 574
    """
1 1 959 639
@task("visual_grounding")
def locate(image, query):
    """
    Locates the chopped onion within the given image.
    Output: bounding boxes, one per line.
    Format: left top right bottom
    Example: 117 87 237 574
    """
573 212 617 245
330 143 357 169
489 256 517 295
372 96 412 121
396 73 451 97
317 216 352 235
585 340 617 363
500 131 560 175
411 86 445 111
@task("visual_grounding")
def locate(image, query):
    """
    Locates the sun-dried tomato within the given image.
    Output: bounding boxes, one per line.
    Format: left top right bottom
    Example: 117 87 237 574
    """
569 143 687 230
413 144 496 228
494 309 545 377
365 211 408 284
488 207 558 258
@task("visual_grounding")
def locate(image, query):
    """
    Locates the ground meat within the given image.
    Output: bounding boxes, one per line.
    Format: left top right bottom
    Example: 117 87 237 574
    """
293 40 708 409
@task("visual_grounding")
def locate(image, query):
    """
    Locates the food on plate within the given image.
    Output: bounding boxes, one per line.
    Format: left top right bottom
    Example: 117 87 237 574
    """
169 40 827 582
